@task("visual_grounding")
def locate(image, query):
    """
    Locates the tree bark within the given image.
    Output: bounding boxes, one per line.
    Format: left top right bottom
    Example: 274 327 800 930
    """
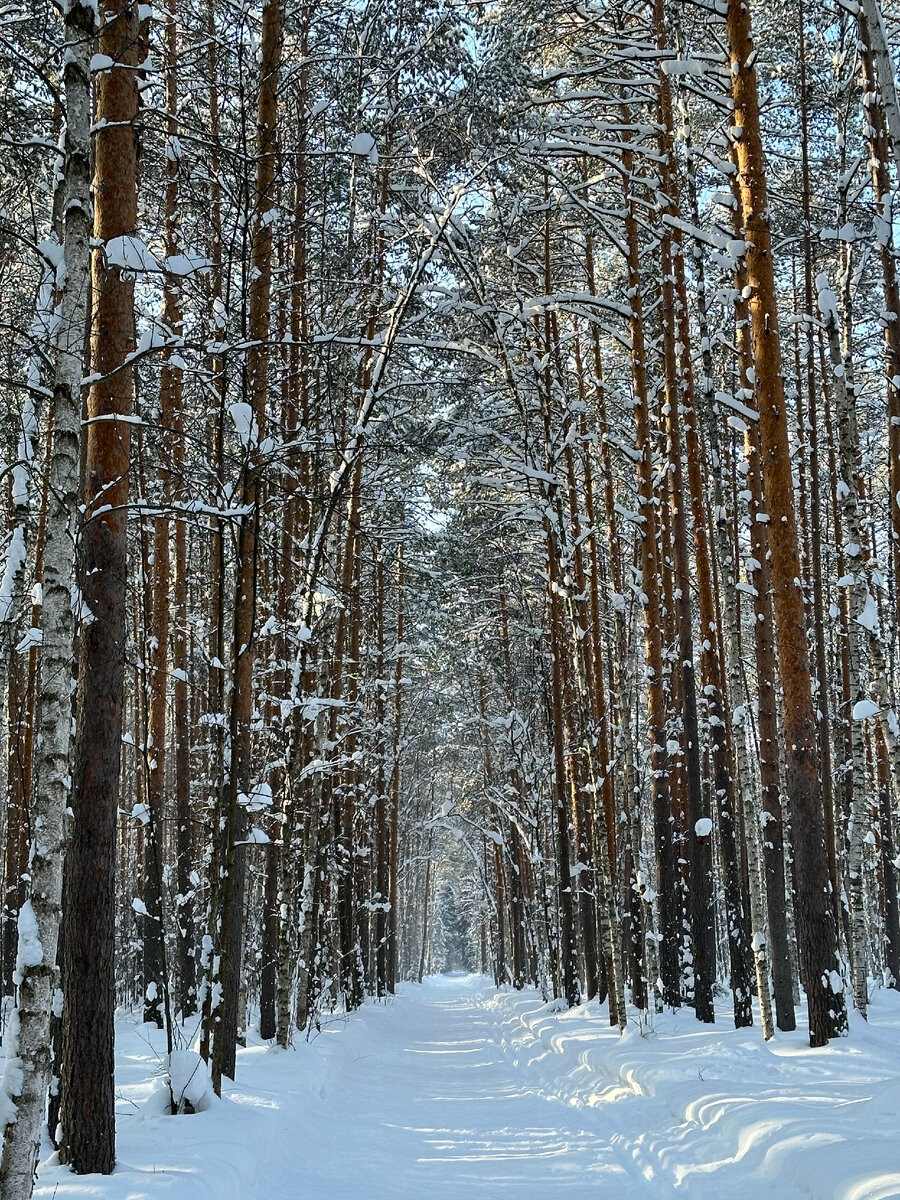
726 0 847 1045
0 0 93 1188
59 0 140 1167
211 0 282 1091
621 113 679 1008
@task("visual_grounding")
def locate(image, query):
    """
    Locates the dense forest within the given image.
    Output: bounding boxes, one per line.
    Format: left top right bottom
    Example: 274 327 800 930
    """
2 0 900 1190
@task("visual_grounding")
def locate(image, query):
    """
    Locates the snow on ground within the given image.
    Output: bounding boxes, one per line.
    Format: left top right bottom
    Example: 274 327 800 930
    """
28 975 900 1199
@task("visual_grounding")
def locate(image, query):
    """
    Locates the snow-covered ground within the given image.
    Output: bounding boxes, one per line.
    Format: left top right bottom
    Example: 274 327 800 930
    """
30 975 900 1199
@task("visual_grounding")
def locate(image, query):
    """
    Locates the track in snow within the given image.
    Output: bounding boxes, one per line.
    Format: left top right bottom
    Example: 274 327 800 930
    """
292 974 643 1198
32 974 900 1200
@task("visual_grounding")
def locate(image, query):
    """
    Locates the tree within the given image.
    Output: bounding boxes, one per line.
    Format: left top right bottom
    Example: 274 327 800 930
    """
725 0 847 1046
0 0 94 1188
58 0 140 1168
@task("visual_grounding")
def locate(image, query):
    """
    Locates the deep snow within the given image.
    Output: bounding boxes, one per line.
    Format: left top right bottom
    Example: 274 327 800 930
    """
27 975 900 1199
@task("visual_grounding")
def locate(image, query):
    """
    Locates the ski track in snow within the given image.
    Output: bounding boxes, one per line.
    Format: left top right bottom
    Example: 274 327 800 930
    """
30 975 900 1200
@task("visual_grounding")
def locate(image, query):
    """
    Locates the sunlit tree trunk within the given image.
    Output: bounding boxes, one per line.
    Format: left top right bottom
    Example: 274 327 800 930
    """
726 0 847 1045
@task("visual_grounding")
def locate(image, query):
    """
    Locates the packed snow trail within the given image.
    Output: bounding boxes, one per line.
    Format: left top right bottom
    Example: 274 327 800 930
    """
31 975 900 1199
286 974 641 1198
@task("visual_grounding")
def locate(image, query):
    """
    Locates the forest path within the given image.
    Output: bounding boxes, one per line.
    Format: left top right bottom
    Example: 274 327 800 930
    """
33 974 900 1200
282 972 646 1199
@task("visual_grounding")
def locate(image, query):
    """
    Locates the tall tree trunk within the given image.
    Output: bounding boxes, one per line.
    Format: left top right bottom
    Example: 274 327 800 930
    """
651 0 716 1027
0 0 93 1188
718 169 797 1031
725 0 847 1045
211 0 281 1091
857 0 900 181
621 113 679 1008
857 16 900 632
798 0 837 963
141 0 182 1031
386 540 404 993
59 0 140 1168
169 0 194 1020
875 726 900 986
818 278 874 1016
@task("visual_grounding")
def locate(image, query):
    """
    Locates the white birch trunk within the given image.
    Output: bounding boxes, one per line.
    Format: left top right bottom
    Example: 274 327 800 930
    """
858 0 900 184
695 224 775 1036
0 0 93 1190
717 524 775 1038
276 708 326 1045
818 276 875 1017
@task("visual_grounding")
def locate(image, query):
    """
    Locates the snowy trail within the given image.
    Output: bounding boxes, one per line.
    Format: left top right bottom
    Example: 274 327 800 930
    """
31 975 900 1200
286 974 643 1198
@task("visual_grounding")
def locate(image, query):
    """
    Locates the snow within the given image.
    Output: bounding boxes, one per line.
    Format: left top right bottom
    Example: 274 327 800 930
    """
26 976 900 1200
105 235 160 273
1 1007 22 1117
133 326 169 358
165 252 210 277
16 626 43 654
350 131 375 155
238 827 271 845
0 526 27 623
349 131 378 163
856 592 880 633
228 401 258 449
816 273 840 323
715 389 758 423
13 900 43 984
694 816 713 838
166 1050 211 1112
853 699 880 721
238 781 272 812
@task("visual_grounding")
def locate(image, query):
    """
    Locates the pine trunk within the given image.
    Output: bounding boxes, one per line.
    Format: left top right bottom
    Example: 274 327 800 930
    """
59 0 140 1166
726 0 847 1045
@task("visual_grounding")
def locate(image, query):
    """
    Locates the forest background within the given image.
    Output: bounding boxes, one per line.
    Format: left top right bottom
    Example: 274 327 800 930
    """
1 0 900 1191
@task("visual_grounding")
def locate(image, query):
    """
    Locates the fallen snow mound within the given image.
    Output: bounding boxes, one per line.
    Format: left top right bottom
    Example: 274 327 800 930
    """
166 1049 211 1112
